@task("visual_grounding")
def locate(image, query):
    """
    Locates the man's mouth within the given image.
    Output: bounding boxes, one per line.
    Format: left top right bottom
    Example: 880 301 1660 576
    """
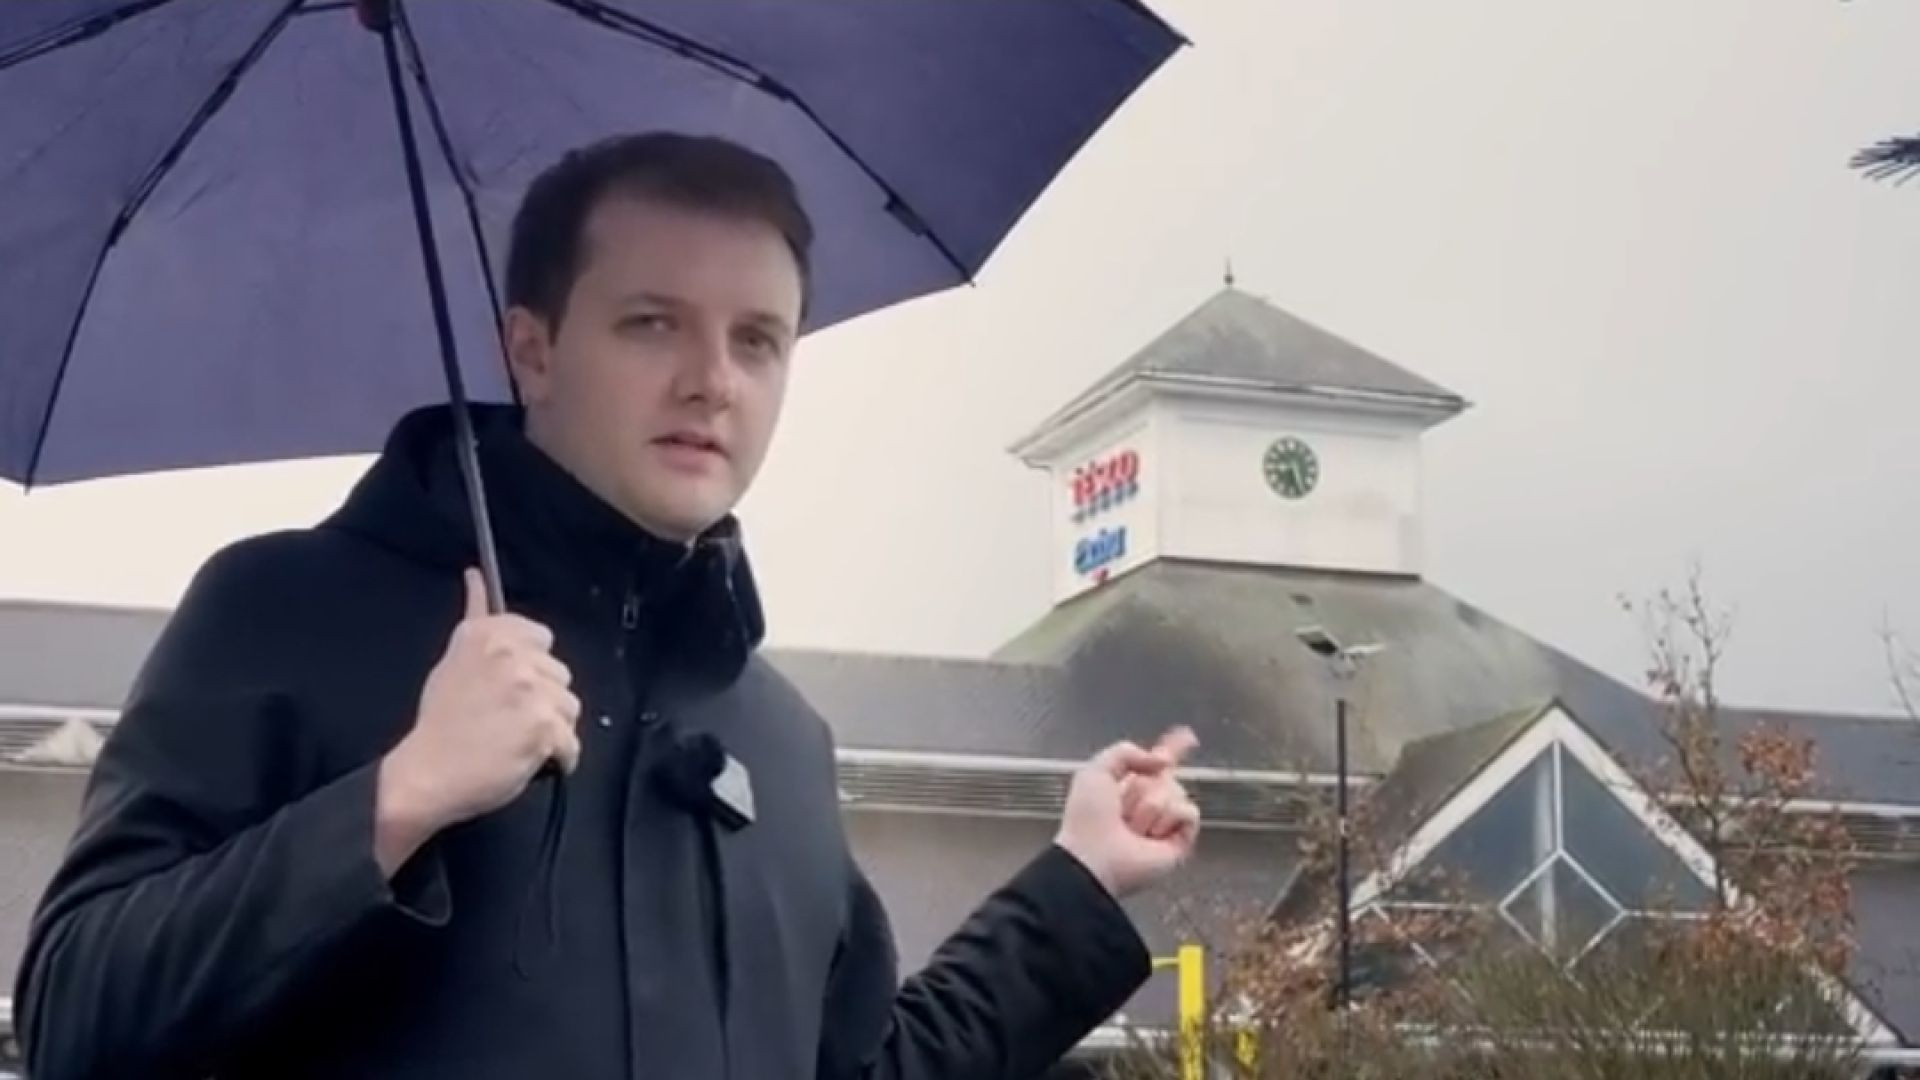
654 432 726 458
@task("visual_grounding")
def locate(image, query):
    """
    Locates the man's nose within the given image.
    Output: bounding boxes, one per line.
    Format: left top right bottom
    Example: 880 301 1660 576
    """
674 327 735 405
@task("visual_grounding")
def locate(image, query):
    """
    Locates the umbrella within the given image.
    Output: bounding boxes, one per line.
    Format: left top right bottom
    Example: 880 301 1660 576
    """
0 0 1182 608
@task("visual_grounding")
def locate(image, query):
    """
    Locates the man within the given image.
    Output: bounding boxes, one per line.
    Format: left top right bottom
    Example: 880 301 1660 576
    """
14 132 1201 1079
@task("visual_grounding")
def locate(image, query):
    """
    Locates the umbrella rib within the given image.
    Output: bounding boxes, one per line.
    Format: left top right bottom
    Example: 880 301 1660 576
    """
0 0 183 73
534 0 975 286
23 0 305 486
393 1 515 401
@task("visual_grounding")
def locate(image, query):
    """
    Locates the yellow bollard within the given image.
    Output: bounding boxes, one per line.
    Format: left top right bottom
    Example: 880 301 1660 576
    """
1234 1023 1258 1074
1152 945 1206 1080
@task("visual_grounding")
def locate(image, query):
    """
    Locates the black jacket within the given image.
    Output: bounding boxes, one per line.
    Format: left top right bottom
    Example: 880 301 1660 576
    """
14 406 1150 1079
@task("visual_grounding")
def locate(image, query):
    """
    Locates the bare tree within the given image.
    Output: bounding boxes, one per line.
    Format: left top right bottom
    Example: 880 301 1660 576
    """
1878 616 1919 722
1622 567 1859 975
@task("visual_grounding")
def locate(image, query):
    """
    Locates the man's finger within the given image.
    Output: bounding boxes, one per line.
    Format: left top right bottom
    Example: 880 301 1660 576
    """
1153 725 1199 767
530 652 573 690
1094 740 1165 780
1163 799 1201 844
463 568 488 622
1136 792 1176 837
543 712 581 770
551 726 582 775
503 614 554 648
1139 797 1199 842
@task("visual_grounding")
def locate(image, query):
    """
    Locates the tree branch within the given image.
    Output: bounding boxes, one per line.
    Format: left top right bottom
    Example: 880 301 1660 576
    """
1851 133 1920 185
1879 617 1920 722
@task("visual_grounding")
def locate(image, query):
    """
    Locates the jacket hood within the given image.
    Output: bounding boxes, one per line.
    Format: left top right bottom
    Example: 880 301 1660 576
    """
322 403 766 684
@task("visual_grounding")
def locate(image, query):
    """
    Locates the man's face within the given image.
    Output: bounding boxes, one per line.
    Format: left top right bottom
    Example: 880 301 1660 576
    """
506 194 803 541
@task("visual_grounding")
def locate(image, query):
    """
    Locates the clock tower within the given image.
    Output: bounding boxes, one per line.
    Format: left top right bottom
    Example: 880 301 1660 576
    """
1010 287 1468 604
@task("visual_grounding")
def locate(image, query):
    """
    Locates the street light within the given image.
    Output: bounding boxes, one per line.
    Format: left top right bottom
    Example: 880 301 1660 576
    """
1294 624 1384 1012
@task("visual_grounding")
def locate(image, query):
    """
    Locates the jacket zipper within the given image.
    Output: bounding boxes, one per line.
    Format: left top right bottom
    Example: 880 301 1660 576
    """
700 821 733 1078
622 546 732 1075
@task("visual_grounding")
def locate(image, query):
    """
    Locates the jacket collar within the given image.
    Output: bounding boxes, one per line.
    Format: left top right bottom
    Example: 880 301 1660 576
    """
327 404 765 688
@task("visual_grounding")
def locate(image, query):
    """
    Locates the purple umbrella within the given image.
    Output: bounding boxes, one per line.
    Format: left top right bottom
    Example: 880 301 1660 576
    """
0 0 1181 606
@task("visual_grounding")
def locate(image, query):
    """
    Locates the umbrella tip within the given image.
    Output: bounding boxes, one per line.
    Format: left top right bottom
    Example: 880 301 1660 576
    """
355 0 393 32
1223 257 1236 289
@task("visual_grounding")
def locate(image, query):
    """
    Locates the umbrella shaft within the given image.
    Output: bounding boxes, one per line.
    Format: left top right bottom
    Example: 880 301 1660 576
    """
376 7 506 613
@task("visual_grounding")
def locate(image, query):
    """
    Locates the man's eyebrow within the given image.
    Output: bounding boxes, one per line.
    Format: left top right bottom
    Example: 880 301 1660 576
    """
613 290 683 308
739 309 797 337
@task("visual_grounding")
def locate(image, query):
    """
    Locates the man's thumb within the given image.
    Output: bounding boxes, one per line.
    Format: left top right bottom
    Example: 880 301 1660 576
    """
462 567 488 621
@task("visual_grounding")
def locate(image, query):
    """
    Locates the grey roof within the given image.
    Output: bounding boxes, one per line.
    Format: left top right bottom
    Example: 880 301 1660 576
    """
766 649 1077 758
990 558 1920 806
1028 288 1466 440
1853 864 1920 1040
1714 708 1920 806
3 575 1914 805
993 558 1639 775
0 600 166 709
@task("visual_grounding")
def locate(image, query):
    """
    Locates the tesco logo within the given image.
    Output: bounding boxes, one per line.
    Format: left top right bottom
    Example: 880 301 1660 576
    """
1070 448 1140 523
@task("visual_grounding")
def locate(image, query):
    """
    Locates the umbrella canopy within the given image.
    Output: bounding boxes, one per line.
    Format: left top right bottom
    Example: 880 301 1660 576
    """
0 0 1182 488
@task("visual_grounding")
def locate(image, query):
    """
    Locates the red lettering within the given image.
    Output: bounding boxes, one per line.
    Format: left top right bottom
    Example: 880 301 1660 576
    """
1070 448 1143 511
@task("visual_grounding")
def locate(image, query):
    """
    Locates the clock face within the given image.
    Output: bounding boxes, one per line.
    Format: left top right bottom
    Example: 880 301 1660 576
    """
1263 437 1319 499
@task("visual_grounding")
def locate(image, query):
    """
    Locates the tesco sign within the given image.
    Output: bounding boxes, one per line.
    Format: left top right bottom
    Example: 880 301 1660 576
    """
1070 448 1140 523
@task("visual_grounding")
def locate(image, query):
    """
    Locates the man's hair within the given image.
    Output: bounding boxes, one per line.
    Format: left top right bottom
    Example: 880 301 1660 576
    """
504 132 814 332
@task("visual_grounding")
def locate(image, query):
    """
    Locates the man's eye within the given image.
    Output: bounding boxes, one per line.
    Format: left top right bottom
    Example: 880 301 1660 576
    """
738 329 781 357
622 313 672 334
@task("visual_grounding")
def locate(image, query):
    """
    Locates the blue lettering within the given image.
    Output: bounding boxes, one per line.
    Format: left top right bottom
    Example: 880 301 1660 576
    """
1073 526 1128 576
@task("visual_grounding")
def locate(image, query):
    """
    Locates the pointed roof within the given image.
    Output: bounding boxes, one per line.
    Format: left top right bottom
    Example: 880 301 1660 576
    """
1016 288 1467 454
1269 700 1906 1044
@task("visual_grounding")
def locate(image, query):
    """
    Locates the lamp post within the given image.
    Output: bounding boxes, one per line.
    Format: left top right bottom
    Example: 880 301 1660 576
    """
1294 625 1383 1013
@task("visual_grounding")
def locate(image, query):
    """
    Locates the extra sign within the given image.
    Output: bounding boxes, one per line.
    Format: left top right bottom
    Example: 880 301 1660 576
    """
1070 448 1141 523
1073 526 1128 583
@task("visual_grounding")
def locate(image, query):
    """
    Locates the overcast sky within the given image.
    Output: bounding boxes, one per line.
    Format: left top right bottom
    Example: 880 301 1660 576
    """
4 0 1918 718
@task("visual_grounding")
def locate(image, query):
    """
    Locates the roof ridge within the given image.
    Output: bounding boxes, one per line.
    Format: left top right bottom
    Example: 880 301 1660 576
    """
765 645 1054 673
0 596 173 617
1721 703 1920 728
1054 287 1466 429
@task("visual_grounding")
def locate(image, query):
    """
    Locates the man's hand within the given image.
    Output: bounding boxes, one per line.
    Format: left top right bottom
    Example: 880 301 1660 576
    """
374 569 581 876
1055 727 1201 899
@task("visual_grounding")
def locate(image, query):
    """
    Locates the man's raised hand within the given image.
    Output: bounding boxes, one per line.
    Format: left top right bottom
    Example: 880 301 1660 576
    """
1054 726 1201 899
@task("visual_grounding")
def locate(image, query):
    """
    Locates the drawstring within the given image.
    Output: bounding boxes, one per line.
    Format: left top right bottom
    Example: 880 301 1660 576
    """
513 773 569 979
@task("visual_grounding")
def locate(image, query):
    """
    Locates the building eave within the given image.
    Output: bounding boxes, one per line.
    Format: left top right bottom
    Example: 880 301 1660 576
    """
1009 370 1469 465
835 746 1378 830
1008 377 1153 466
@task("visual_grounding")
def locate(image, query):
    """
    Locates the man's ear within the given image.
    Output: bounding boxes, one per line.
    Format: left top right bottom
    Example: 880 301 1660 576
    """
502 306 554 405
